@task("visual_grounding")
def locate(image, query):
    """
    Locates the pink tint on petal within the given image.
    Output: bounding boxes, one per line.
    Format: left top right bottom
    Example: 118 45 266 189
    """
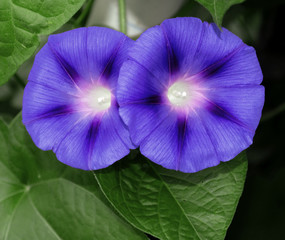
72 83 113 116
165 75 209 116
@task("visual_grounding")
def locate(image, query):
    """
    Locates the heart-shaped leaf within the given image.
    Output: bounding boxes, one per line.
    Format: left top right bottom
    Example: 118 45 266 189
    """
0 114 147 240
96 152 247 240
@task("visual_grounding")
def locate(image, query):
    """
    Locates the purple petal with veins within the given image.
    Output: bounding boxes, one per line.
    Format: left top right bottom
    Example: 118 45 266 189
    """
117 17 264 173
23 27 134 170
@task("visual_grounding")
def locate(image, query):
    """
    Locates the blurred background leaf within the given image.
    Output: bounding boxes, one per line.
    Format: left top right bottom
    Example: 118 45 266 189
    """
0 115 147 240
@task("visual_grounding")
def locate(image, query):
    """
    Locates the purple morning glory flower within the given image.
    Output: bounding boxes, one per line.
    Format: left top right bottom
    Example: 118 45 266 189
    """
117 17 264 173
22 27 134 170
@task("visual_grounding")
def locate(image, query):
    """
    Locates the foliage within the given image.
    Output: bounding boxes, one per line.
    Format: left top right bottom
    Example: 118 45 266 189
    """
0 114 147 239
0 0 272 239
0 0 86 85
195 0 245 26
96 153 247 240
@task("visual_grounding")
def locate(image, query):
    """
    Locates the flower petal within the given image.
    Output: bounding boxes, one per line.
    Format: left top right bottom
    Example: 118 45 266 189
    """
179 96 263 173
48 27 130 88
139 111 222 173
24 81 133 170
119 104 172 146
160 17 262 86
54 107 133 170
197 44 263 88
22 81 75 121
88 107 134 170
139 95 261 173
139 113 179 170
28 43 79 94
118 59 171 146
180 85 264 172
118 60 166 105
204 85 265 131
128 26 170 86
179 113 220 173
101 34 133 90
22 81 81 150
23 27 134 170
191 107 253 164
54 115 98 170
118 17 264 173
160 17 205 77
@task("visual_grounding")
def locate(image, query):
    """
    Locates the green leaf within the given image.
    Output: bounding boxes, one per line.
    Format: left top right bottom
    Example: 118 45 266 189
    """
0 115 148 240
0 0 86 86
96 153 247 240
194 0 245 26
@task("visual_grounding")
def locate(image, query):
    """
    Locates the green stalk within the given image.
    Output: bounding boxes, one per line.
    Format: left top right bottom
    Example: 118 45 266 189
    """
73 0 95 28
118 0 127 34
261 103 285 122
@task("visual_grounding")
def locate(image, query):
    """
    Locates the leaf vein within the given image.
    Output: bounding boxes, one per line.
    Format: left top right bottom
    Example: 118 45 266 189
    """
3 191 26 240
28 195 63 240
148 161 204 240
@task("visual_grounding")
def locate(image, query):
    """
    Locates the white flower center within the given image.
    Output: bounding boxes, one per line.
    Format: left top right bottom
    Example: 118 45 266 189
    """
86 87 111 111
167 81 191 107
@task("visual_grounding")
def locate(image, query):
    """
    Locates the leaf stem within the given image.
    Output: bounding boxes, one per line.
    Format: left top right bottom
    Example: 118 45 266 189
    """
14 74 26 88
118 0 127 34
261 103 285 122
73 0 95 28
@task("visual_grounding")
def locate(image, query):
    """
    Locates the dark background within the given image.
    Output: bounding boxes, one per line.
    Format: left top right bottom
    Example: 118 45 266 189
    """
225 1 285 239
0 0 284 239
